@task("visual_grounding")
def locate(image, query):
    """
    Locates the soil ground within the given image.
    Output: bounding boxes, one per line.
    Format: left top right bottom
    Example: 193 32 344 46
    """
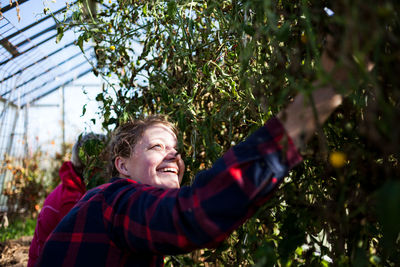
0 236 32 267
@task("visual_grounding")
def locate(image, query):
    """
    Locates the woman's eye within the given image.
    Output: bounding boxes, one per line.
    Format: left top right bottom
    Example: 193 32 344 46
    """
151 144 163 150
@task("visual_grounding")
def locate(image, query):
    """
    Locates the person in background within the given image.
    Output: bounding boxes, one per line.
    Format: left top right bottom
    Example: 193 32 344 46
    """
28 133 107 267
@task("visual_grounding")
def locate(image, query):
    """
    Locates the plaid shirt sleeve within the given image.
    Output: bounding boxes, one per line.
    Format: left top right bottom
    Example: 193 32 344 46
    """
37 117 302 266
103 117 302 254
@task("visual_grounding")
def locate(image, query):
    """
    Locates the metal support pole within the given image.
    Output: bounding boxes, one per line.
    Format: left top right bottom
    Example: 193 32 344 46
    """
0 106 19 212
61 86 66 154
5 106 19 158
24 104 29 157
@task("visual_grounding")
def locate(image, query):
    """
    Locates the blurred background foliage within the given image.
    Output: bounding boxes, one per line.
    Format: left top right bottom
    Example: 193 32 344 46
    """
1 144 73 223
1 137 108 240
55 0 399 265
1 152 49 222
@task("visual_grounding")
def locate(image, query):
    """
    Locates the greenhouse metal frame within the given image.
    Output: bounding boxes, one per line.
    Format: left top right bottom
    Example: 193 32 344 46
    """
0 0 95 214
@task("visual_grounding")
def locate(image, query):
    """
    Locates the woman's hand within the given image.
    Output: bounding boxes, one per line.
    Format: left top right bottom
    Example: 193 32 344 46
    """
278 35 345 149
278 86 342 149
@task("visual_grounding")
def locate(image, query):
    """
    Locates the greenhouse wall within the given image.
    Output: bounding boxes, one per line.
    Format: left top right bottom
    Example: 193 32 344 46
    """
0 98 27 214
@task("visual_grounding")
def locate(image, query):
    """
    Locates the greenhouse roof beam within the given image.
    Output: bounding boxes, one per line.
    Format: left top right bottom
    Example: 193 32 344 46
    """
15 59 94 104
0 0 30 13
0 36 19 56
23 67 94 107
0 0 96 108
13 50 89 91
0 5 68 42
0 32 59 66
1 41 76 85
14 23 58 48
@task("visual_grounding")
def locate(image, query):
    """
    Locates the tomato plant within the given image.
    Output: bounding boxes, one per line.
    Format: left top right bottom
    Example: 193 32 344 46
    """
55 0 400 265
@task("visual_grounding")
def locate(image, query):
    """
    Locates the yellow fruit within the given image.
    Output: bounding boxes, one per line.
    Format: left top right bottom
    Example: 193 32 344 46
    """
110 45 116 51
301 33 307 44
329 151 347 168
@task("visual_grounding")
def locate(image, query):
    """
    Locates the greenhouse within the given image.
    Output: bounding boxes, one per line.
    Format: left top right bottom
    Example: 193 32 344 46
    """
1 0 102 217
1 0 399 266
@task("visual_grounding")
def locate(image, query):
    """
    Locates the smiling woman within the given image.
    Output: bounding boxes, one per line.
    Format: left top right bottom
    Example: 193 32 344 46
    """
113 117 185 189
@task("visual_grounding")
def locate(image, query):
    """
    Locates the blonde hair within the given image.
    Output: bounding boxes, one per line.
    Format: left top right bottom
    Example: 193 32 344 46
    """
108 114 178 177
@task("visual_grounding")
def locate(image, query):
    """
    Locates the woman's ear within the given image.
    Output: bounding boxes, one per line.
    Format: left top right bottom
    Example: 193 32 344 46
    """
114 156 129 178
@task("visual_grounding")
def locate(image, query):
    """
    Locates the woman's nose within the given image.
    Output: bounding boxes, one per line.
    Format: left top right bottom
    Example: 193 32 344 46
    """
166 148 179 159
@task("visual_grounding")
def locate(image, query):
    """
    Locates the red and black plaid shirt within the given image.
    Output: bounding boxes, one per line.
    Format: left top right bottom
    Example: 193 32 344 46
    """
37 118 302 267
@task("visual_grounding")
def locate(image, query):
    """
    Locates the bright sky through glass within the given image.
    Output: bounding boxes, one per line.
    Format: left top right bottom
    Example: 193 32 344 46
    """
1 0 105 155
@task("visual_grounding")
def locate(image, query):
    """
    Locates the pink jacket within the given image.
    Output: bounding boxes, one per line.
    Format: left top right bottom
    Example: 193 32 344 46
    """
28 161 86 267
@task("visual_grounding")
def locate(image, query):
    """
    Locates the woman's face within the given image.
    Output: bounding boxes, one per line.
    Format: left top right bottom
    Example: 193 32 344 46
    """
116 123 184 189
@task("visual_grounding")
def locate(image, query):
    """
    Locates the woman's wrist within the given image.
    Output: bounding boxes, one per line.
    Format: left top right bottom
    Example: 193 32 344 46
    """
278 86 342 150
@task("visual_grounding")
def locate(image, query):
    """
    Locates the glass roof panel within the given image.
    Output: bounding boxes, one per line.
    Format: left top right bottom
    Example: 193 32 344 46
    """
0 0 95 107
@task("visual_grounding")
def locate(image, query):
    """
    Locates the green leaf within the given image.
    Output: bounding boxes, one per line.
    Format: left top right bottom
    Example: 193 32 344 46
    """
95 93 104 102
243 24 255 36
81 104 87 117
276 22 290 42
377 181 400 256
56 26 64 43
167 1 177 18
77 35 84 53
143 3 148 16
